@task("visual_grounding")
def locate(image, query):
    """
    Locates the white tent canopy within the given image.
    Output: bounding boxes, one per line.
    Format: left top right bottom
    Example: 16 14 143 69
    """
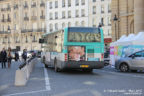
110 32 144 46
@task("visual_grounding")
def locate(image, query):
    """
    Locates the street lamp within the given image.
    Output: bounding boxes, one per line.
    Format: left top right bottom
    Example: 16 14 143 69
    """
7 28 11 47
113 14 118 41
30 33 33 51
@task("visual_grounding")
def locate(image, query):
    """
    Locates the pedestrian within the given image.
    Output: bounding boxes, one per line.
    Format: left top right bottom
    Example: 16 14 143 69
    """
22 49 27 62
7 47 12 68
0 48 7 68
15 51 19 61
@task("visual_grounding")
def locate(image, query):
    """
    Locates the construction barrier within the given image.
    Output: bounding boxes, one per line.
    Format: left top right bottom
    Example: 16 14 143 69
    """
14 57 38 86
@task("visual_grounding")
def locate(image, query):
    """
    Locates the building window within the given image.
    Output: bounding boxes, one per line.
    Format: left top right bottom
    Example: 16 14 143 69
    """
68 0 71 7
81 0 85 5
101 18 104 26
68 11 71 18
62 11 65 18
55 12 58 19
81 9 85 17
75 21 79 26
14 12 16 19
62 0 65 7
108 17 111 25
55 1 58 8
62 23 65 28
75 10 79 17
81 21 85 26
108 3 111 13
55 23 58 30
49 13 53 20
49 2 52 9
101 5 104 13
75 0 79 6
49 24 53 32
93 0 96 2
68 22 71 27
93 6 96 14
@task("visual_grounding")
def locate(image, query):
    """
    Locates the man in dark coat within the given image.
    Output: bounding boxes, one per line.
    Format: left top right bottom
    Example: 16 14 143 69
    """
0 48 7 68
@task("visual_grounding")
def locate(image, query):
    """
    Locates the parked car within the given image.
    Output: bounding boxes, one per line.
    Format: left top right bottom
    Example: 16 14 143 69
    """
104 51 110 66
115 50 144 72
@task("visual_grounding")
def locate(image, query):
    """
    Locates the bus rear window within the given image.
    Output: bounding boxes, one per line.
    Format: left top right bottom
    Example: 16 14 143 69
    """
68 28 101 42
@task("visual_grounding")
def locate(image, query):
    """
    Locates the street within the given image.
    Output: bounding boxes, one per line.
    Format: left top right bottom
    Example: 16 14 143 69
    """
0 58 144 96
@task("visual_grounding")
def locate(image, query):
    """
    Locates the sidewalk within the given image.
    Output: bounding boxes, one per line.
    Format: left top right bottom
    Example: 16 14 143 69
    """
0 58 46 96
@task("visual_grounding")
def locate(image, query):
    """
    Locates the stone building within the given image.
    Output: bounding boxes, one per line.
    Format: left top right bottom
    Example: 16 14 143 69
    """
46 0 112 45
0 0 46 51
111 0 144 41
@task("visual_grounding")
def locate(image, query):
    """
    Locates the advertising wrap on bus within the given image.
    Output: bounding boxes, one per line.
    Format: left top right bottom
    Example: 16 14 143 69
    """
68 46 85 61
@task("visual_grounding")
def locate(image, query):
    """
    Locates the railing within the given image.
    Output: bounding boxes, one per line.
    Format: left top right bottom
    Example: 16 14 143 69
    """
14 5 18 9
31 16 37 20
31 4 36 8
40 16 45 19
40 3 45 7
7 18 11 22
24 17 29 21
21 29 46 33
0 31 11 34
7 7 11 11
24 5 28 9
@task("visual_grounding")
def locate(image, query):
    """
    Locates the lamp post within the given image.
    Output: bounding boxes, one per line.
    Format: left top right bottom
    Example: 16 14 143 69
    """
7 28 11 48
5 35 7 49
30 33 33 51
113 14 118 41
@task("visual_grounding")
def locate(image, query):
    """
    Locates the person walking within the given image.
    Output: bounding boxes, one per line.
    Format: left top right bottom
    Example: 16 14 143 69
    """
22 49 27 62
0 48 7 68
15 51 19 61
7 47 12 68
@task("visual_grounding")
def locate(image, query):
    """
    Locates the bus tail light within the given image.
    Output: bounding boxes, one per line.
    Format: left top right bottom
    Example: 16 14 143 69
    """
65 54 67 61
101 53 104 60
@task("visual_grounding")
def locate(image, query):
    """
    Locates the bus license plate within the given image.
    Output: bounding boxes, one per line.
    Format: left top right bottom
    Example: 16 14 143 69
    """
80 65 89 68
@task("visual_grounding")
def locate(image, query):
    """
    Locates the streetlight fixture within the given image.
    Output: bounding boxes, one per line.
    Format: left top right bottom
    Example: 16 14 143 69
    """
7 28 11 47
30 33 33 51
113 14 118 41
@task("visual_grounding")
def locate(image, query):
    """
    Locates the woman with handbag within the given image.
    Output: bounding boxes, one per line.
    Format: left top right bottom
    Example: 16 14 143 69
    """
7 47 12 68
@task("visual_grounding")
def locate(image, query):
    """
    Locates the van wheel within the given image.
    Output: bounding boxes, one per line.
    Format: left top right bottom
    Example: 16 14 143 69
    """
54 59 60 72
120 63 129 72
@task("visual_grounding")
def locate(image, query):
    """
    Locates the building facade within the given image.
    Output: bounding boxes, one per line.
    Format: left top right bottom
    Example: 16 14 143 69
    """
0 0 46 51
46 0 112 44
0 0 112 51
112 0 144 41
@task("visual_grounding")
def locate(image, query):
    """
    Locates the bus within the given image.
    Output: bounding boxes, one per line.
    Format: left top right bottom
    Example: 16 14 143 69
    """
41 27 104 72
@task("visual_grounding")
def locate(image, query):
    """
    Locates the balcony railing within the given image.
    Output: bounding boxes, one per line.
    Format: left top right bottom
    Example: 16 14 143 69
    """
14 5 18 9
24 5 28 9
31 16 37 20
40 15 45 19
32 40 37 42
0 31 11 34
1 8 6 11
7 18 11 22
24 17 29 21
7 7 11 11
1 19 7 22
40 3 45 7
21 29 46 33
31 3 36 8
